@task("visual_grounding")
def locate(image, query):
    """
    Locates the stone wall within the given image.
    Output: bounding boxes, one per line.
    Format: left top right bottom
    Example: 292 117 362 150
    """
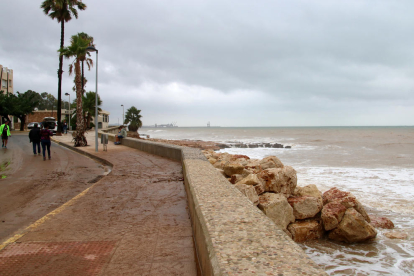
99 130 327 276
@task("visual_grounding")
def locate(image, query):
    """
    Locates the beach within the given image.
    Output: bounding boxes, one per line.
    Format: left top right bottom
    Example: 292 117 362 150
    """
142 126 414 275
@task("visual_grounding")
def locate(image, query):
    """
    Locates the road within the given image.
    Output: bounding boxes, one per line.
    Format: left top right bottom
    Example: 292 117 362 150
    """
0 132 107 242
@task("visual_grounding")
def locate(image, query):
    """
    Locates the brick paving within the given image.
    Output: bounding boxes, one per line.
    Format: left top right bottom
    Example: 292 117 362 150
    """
0 132 197 276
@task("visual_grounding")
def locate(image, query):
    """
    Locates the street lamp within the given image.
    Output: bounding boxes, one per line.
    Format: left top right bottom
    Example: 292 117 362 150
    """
86 46 99 152
65 92 71 131
121 104 124 125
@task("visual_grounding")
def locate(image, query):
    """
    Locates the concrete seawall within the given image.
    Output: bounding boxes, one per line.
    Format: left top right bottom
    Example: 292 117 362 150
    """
100 130 327 275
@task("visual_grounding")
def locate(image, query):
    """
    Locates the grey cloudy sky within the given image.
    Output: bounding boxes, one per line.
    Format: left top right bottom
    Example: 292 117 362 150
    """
1 0 414 126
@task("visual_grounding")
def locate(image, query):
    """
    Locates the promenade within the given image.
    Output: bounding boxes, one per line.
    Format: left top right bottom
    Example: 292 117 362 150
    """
0 132 197 275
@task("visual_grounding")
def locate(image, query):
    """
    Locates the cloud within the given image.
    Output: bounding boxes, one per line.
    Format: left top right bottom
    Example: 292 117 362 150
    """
1 0 414 126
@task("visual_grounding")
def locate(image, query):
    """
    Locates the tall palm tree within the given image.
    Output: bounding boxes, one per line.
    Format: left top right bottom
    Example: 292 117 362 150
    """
77 32 94 95
59 34 91 146
41 0 87 134
124 106 143 134
82 91 102 128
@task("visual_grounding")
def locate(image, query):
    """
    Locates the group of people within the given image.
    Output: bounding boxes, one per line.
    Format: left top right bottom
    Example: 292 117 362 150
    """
28 123 53 161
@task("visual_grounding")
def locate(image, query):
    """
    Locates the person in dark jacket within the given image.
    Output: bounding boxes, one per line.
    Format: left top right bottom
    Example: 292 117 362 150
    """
29 123 41 155
40 124 53 161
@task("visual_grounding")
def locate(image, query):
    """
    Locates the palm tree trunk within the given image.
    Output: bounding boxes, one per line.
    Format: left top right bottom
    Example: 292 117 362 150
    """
81 61 85 95
56 19 64 136
74 60 86 146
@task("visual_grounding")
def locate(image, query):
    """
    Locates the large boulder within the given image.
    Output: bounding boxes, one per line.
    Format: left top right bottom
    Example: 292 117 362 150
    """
237 174 262 186
321 202 347 231
328 208 377 243
259 156 284 170
287 219 325 242
213 160 229 170
253 181 266 195
259 166 297 197
223 163 245 177
295 184 323 206
287 196 323 220
323 187 370 223
235 183 259 205
258 193 295 230
370 215 394 229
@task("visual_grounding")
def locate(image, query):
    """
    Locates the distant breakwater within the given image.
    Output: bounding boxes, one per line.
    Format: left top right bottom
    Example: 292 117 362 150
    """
217 141 291 149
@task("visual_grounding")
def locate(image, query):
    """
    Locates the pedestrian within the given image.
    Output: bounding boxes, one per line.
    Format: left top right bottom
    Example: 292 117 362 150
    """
40 123 53 161
29 123 41 155
0 120 11 148
114 125 127 145
62 120 68 134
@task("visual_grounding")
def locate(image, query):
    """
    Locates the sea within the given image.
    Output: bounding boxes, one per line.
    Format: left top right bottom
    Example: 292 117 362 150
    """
143 126 414 275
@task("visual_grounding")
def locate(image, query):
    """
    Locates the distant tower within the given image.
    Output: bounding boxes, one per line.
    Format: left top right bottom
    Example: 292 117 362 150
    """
207 121 210 127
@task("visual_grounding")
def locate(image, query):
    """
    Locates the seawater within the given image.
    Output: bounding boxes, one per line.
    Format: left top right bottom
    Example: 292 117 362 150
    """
144 126 414 275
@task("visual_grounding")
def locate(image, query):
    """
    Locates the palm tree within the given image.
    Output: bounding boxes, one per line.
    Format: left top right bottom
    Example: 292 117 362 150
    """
124 106 143 134
77 32 94 95
59 34 91 146
82 91 102 128
41 0 87 134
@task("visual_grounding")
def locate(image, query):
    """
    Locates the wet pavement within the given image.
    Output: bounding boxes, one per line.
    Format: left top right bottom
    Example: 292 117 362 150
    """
0 132 197 275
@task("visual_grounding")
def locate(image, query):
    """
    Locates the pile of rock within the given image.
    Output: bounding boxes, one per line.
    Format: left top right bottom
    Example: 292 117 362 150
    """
202 150 394 243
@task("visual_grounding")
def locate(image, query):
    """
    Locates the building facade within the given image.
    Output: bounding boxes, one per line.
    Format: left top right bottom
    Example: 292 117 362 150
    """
1 64 14 128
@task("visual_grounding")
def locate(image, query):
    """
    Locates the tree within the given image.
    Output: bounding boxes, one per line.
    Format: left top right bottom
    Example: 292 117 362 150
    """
0 91 14 122
124 106 143 133
82 91 102 128
77 32 94 95
38 92 57 110
7 91 39 131
59 33 91 146
41 0 87 134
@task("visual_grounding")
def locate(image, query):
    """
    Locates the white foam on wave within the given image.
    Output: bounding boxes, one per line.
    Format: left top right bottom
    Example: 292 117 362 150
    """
296 166 414 216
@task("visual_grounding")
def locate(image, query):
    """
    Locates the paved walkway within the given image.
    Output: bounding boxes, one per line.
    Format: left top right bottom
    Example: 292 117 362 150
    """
0 132 197 275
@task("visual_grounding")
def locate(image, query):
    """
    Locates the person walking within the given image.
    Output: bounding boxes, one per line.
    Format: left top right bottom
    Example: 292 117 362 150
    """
40 123 53 161
62 120 68 134
0 120 11 148
29 123 41 155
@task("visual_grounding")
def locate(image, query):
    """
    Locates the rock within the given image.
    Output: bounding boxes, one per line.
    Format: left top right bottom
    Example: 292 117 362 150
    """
259 166 297 197
213 160 229 170
230 174 244 184
208 157 217 164
384 231 408 240
321 202 347 231
223 163 244 176
253 182 266 195
323 187 370 223
287 219 324 242
295 184 323 205
328 208 377 243
285 146 292 149
260 156 284 169
235 184 259 205
370 216 394 229
237 174 261 186
258 193 295 230
287 196 323 220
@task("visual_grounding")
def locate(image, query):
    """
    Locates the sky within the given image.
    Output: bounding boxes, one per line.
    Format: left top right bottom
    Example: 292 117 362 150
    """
1 0 414 127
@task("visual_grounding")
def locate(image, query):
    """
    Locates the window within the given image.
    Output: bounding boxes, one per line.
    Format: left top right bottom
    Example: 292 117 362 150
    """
8 80 12 87
1 80 6 88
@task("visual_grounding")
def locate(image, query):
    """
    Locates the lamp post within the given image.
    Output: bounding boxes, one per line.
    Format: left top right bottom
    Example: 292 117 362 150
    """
86 46 99 152
121 104 124 125
65 92 71 131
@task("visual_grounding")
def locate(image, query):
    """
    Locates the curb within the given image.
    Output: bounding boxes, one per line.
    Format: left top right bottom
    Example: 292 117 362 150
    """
51 138 113 169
